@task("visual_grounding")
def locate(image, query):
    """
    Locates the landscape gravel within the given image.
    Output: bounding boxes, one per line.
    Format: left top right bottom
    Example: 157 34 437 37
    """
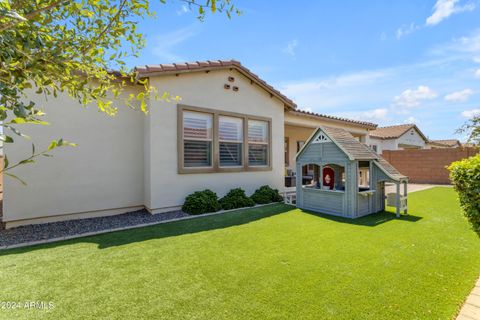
0 209 189 248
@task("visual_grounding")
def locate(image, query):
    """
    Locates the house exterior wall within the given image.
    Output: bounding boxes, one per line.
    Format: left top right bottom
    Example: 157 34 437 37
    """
397 129 426 149
367 137 397 154
3 69 286 227
3 86 145 227
145 69 285 213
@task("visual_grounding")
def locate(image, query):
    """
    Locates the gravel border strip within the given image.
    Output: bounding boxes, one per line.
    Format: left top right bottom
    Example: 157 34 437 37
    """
0 203 279 250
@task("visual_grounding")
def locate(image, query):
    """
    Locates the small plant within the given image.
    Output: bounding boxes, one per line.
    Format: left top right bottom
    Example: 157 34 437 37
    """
251 185 284 204
448 154 480 236
219 188 255 210
182 189 221 215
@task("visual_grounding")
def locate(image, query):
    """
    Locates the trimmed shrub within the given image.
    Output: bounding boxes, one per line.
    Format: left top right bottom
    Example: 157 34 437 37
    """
448 154 480 236
219 188 255 210
251 185 284 204
182 189 221 215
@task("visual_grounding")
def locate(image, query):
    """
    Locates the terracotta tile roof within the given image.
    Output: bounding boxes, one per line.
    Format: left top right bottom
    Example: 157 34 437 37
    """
289 109 378 129
429 139 461 147
369 124 415 139
134 60 296 110
369 124 429 142
321 126 379 160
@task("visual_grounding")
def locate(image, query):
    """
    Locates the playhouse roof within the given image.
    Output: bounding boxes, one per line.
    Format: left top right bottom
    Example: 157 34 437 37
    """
297 126 407 181
375 157 408 181
307 126 379 160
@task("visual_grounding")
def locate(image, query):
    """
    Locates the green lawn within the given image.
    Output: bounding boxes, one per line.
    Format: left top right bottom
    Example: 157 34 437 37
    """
1 187 479 320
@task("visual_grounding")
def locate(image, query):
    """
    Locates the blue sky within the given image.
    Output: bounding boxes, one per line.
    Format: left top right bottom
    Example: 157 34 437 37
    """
126 0 480 140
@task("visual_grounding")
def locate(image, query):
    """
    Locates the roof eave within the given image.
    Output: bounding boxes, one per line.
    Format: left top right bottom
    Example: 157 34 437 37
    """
136 64 297 110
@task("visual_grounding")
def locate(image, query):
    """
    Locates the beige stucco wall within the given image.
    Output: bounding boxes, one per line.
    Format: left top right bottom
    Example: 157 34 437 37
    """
3 86 145 226
146 69 285 212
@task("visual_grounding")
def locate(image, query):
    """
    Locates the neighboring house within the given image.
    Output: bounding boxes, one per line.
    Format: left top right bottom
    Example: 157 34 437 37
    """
426 139 462 149
3 60 393 228
367 124 429 154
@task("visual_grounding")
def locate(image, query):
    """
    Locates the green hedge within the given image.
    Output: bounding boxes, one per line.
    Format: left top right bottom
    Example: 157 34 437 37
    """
219 188 255 210
448 154 480 235
251 185 284 204
182 189 221 215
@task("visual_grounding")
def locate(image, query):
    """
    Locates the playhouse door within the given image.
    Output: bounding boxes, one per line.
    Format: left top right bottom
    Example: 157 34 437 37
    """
323 167 335 190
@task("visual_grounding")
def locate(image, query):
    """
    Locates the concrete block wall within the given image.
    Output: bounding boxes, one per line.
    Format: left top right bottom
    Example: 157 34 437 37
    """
382 148 478 184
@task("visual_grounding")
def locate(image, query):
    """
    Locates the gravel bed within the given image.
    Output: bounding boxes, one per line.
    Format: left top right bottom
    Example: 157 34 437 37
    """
0 209 189 247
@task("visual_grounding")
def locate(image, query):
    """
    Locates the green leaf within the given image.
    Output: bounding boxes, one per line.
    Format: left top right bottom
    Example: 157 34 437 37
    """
48 140 58 151
1 135 14 143
4 172 27 186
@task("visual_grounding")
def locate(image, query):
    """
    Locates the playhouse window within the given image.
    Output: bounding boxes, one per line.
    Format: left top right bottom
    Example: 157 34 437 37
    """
301 164 346 191
358 161 371 191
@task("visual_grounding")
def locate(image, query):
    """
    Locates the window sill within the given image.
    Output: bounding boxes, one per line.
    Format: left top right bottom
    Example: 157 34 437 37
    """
178 166 272 174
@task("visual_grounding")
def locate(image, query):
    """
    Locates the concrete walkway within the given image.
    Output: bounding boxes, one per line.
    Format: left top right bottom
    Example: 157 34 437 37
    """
457 278 480 320
385 183 449 194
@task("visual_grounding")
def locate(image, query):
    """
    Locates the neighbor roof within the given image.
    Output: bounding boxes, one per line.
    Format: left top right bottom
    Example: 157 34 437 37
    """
135 60 296 110
288 110 378 129
369 124 428 142
429 139 461 147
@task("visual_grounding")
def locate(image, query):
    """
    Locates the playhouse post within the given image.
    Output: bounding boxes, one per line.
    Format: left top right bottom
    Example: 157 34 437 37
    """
396 182 400 218
403 181 408 215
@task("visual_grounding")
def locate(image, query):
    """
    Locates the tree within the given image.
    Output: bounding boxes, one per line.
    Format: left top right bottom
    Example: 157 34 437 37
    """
0 0 239 178
457 115 480 146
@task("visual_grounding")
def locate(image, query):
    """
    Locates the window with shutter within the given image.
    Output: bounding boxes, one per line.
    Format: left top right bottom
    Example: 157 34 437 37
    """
219 116 243 167
248 120 269 166
178 105 272 173
183 111 213 167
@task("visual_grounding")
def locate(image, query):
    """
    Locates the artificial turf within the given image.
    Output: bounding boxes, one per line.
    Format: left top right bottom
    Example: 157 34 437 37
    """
0 187 479 319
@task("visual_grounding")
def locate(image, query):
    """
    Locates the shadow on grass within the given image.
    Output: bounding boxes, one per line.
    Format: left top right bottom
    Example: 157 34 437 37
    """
301 208 422 227
0 204 295 255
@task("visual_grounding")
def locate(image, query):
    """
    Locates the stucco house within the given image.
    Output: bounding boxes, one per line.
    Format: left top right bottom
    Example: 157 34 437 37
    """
368 124 429 154
3 60 393 228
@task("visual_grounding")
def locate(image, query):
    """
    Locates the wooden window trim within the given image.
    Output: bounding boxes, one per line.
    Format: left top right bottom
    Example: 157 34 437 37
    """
178 104 272 174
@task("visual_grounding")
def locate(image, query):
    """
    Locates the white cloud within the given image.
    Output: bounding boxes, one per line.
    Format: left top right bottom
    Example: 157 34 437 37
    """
176 4 190 16
334 108 389 122
461 108 480 118
335 108 389 122
426 0 475 26
396 23 420 39
475 69 480 78
394 86 438 108
282 70 387 94
444 88 474 102
282 39 298 57
404 116 419 124
473 56 480 63
151 25 198 62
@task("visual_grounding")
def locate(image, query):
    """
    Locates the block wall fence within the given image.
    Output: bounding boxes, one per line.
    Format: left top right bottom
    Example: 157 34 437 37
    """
382 148 478 184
